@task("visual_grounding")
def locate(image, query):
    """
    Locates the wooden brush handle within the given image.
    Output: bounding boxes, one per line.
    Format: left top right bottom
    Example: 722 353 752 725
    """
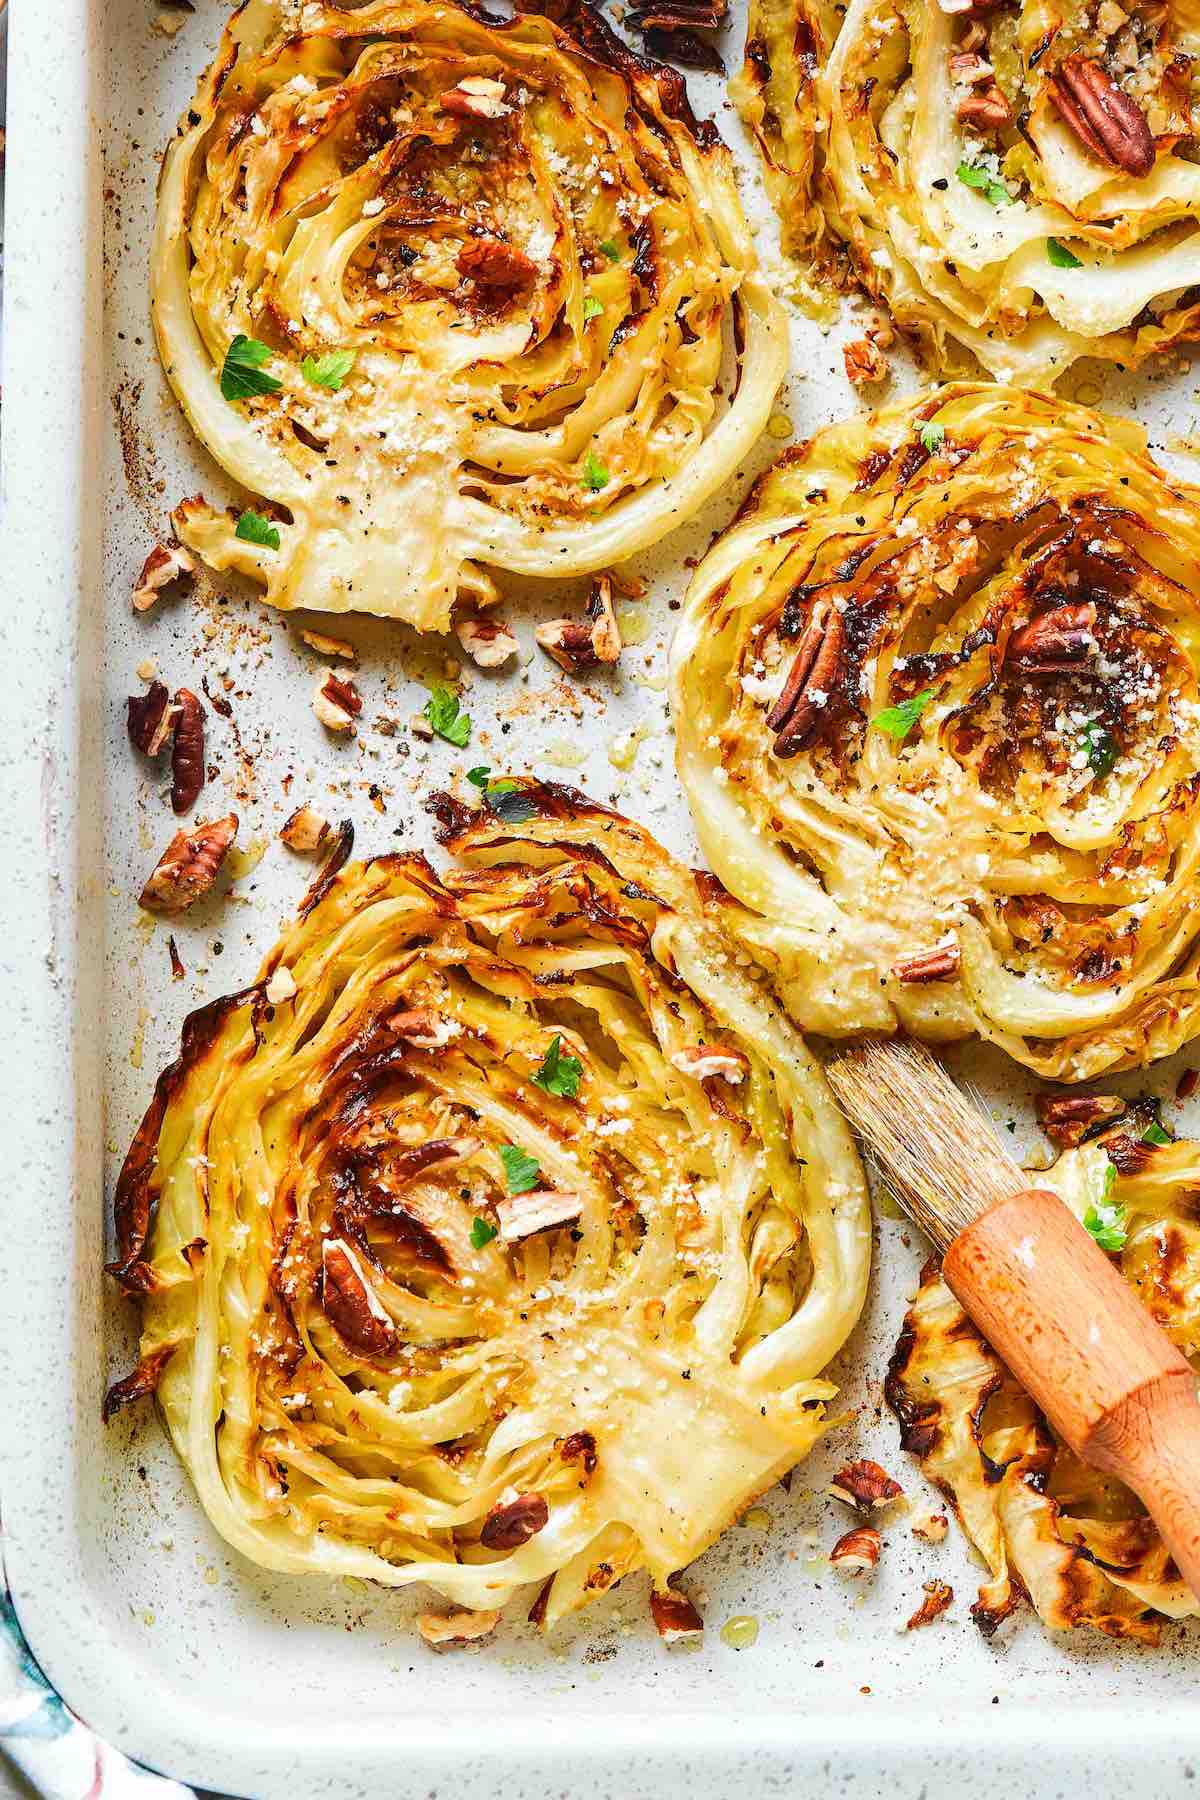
944 1186 1200 1601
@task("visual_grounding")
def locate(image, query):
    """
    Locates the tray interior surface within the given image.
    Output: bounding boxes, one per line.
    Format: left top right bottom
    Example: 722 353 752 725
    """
7 1 1200 1793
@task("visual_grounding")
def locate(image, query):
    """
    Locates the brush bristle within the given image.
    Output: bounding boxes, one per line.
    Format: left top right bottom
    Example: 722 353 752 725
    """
826 1039 1027 1253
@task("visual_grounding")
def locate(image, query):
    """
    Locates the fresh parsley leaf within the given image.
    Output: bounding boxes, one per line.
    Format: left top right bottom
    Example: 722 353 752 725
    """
871 687 937 743
532 1033 583 1100
423 686 471 747
235 509 281 550
956 160 1013 208
582 450 609 492
470 1216 498 1249
467 766 492 789
1046 237 1082 270
1084 1180 1128 1252
582 296 603 323
1082 718 1117 779
220 334 282 402
500 1143 541 1194
919 422 945 453
302 348 357 390
599 239 620 262
1143 1121 1173 1146
486 787 538 825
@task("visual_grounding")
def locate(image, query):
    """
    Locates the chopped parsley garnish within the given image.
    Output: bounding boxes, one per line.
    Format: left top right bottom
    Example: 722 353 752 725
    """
500 1144 541 1194
466 766 538 823
582 450 609 492
1046 238 1082 270
220 334 282 402
234 509 280 550
871 687 937 743
582 296 603 323
467 766 493 788
956 160 1013 208
919 422 945 453
532 1034 583 1100
1143 1121 1173 1147
302 348 357 390
470 1216 498 1249
1084 1162 1127 1251
423 686 471 747
1082 718 1117 779
598 239 620 262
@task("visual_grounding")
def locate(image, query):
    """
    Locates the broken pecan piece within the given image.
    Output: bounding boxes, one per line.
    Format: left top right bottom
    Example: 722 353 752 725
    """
911 1510 949 1544
457 238 538 293
957 83 1012 129
170 688 206 814
828 1458 904 1511
536 575 621 674
496 1189 583 1242
906 1579 954 1629
455 611 519 668
441 75 509 119
320 1238 397 1358
650 1588 705 1642
843 338 889 386
300 627 357 661
132 541 195 614
127 681 174 757
1049 56 1155 178
139 813 238 913
480 1492 549 1550
386 1008 462 1049
1035 1091 1125 1147
312 671 362 732
279 804 330 853
767 599 846 757
830 1526 882 1573
417 1609 501 1649
1007 601 1096 674
892 941 961 985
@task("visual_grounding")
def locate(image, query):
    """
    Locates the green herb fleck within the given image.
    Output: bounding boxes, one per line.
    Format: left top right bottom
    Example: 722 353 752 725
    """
467 766 492 789
1082 718 1117 779
599 239 620 262
532 1033 583 1100
1143 1121 1173 1147
871 687 937 744
582 296 603 323
1046 237 1082 270
919 422 945 453
234 509 281 550
220 334 282 402
582 450 609 492
956 160 1013 208
500 1144 541 1194
1084 1187 1127 1252
470 1216 498 1249
302 348 357 390
423 686 471 747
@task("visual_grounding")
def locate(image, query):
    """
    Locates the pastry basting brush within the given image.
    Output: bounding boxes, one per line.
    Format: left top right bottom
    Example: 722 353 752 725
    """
827 1037 1200 1601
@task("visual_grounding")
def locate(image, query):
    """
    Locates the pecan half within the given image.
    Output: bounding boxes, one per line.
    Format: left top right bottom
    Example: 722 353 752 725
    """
830 1526 882 1573
127 681 174 757
844 338 889 386
279 804 330 853
312 671 362 732
892 941 961 985
537 575 621 674
650 1588 705 1642
906 1579 954 1629
455 611 519 667
441 76 509 119
480 1492 549 1550
170 687 206 814
1007 601 1096 674
457 238 538 293
1049 56 1154 178
1035 1091 1125 1146
417 1609 501 1649
132 541 195 614
828 1458 904 1511
496 1189 583 1242
670 1044 749 1084
767 599 846 757
320 1237 397 1358
139 813 238 913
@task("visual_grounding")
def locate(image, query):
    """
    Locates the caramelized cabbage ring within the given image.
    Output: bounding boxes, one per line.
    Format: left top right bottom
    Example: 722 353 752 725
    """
104 789 869 1629
154 0 787 630
733 0 1200 382
888 1111 1200 1643
670 383 1200 1083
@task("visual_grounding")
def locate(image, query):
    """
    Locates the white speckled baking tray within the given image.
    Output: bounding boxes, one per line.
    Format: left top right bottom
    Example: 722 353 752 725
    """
6 2 1200 1796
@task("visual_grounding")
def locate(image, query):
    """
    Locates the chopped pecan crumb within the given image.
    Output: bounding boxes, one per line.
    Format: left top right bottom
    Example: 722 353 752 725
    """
536 575 621 674
911 1510 949 1544
320 1238 397 1357
650 1588 705 1642
280 804 330 853
892 941 961 985
496 1189 584 1242
455 611 519 668
312 671 362 733
300 627 357 662
480 1492 549 1550
387 1008 462 1049
843 338 889 386
457 238 538 293
670 1045 749 1084
139 814 238 913
132 541 194 614
558 1430 598 1476
829 1458 904 1511
1035 1091 1125 1147
127 681 175 757
170 688 206 814
906 1579 954 1629
830 1526 882 1573
417 1609 501 1649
